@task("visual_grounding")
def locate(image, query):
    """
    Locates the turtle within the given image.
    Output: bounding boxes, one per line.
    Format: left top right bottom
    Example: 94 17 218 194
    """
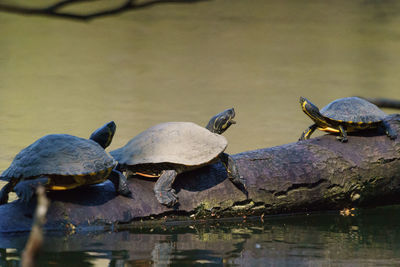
299 96 397 142
110 108 247 207
0 121 132 205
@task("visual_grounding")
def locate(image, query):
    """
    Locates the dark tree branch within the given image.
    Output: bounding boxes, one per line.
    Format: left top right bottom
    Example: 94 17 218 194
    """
21 186 49 267
0 0 208 21
360 97 400 109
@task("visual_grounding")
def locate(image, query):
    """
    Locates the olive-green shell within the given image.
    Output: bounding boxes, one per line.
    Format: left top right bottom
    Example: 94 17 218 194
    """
110 122 227 167
320 97 387 123
1 134 116 180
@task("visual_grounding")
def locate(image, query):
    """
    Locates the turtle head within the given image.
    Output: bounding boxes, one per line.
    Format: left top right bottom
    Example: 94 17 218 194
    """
90 121 116 149
300 97 326 124
206 108 236 134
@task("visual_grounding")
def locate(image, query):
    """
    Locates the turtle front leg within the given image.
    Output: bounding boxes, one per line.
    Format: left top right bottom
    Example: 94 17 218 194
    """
219 153 248 197
14 177 50 203
382 120 397 140
299 124 318 141
154 170 178 207
336 125 348 142
0 181 15 205
108 169 132 197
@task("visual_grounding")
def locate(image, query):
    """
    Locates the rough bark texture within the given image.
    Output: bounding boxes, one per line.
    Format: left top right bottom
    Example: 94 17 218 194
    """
0 115 399 233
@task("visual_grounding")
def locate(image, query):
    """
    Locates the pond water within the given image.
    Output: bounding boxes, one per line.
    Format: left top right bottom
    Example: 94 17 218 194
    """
1 0 400 266
2 206 400 266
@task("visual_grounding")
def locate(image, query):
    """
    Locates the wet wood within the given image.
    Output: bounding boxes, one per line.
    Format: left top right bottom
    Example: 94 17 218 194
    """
0 115 399 233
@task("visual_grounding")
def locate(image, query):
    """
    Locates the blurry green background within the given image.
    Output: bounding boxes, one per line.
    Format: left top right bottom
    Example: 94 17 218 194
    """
2 0 400 170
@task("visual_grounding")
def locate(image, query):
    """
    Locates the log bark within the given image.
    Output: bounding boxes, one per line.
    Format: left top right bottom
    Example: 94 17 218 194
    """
0 115 399 233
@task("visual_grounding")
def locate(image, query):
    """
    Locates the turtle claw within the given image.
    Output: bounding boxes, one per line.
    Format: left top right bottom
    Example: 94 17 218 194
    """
156 189 178 207
336 136 348 143
388 132 397 140
170 188 177 196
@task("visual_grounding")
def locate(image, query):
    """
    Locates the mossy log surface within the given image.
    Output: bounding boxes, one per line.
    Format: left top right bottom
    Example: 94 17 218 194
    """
0 115 399 233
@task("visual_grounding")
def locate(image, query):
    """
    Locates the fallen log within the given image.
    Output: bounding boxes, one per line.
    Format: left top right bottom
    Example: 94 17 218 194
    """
0 115 399 233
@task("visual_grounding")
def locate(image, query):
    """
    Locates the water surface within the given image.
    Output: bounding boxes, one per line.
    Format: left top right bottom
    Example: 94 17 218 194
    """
2 206 400 266
2 0 400 165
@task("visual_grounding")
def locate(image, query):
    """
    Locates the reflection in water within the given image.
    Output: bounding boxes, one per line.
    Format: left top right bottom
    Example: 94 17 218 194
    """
2 206 400 266
151 241 174 266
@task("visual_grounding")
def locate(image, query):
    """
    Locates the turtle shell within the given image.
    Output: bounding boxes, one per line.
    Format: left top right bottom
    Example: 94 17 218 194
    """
320 97 387 123
110 122 228 167
1 134 116 180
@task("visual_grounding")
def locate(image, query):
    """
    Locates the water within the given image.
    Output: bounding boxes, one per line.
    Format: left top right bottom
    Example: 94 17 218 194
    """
1 0 400 265
2 206 400 266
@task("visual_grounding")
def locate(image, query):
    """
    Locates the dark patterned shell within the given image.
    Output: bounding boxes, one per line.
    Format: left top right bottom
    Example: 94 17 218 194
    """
320 97 387 123
1 134 116 180
110 122 227 167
